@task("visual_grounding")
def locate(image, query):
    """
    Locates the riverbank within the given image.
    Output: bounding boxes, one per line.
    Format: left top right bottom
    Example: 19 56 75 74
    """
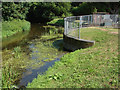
2 24 66 88
2 19 30 38
27 27 118 88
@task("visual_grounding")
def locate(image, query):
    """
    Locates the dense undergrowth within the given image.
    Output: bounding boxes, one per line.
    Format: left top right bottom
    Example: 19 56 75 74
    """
2 19 30 38
27 27 118 88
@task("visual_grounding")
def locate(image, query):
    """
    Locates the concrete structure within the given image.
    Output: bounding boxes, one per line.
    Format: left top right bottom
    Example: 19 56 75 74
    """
63 34 95 51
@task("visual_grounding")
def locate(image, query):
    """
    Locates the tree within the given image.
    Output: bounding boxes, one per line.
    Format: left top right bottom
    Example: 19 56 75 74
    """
72 2 94 16
2 2 31 21
27 2 71 23
91 2 120 14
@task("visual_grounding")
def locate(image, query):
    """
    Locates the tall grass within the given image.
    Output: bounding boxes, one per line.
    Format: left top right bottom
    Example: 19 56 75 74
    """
2 46 24 88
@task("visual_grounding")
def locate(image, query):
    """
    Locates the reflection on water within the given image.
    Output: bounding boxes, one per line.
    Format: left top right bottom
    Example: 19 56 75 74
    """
2 31 29 49
2 23 48 49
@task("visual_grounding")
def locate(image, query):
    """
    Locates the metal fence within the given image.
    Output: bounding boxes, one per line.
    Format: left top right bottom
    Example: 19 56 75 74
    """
64 14 120 39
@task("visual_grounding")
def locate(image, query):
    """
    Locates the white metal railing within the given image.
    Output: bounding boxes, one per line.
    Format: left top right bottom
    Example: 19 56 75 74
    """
64 14 119 39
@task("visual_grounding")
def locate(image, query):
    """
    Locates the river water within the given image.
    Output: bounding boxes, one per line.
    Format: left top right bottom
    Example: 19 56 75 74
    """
2 23 68 88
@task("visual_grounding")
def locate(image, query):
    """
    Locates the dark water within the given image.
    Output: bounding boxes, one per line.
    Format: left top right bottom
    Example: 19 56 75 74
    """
2 24 48 49
2 23 67 88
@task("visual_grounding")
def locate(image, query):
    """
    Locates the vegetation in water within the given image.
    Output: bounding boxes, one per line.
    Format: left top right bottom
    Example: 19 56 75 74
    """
2 32 65 88
2 19 30 38
27 33 65 67
27 27 118 88
43 25 64 34
2 48 24 88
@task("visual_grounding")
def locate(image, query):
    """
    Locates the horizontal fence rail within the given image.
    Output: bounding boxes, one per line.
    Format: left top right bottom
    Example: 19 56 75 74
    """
64 14 120 39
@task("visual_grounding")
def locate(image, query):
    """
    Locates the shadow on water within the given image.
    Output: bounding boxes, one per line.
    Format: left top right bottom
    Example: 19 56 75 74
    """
52 39 64 51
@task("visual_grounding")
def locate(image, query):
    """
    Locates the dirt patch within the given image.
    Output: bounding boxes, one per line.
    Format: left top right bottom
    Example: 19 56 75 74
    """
96 27 108 31
99 28 108 31
109 32 118 34
96 27 118 34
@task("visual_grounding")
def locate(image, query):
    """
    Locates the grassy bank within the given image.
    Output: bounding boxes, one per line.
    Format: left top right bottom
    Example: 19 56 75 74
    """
47 18 64 27
2 19 30 38
27 27 118 88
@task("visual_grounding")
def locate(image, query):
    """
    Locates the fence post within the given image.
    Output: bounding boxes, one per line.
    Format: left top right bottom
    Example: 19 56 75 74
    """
66 21 68 35
115 14 117 24
64 18 66 35
88 15 89 24
79 16 82 39
91 15 93 25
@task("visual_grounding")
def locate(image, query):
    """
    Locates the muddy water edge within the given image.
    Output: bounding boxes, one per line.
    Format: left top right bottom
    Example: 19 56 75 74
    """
2 23 68 88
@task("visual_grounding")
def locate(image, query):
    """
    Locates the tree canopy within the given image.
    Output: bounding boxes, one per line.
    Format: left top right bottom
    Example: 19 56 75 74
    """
2 2 120 23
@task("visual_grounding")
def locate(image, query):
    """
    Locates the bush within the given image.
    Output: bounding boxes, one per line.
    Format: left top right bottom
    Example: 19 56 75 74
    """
2 19 30 38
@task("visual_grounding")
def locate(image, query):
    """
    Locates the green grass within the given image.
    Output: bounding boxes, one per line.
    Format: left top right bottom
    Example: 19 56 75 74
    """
2 46 30 88
47 18 64 26
2 19 30 38
27 27 118 88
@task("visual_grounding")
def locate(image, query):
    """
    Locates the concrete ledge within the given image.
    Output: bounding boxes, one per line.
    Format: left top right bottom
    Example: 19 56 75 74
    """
63 34 95 51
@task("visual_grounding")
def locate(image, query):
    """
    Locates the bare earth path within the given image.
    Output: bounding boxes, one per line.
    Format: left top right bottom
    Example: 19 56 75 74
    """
90 27 118 34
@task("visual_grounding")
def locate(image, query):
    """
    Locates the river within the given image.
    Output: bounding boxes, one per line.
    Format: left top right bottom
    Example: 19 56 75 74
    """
2 23 68 88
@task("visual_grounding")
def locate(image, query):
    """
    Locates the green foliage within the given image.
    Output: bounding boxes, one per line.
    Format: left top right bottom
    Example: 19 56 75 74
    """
2 2 119 23
43 25 64 35
2 46 31 88
47 18 64 26
72 2 94 15
2 63 19 88
13 46 21 58
71 2 120 16
93 8 97 13
2 2 31 21
27 2 71 23
95 2 120 14
27 27 118 88
2 19 30 38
